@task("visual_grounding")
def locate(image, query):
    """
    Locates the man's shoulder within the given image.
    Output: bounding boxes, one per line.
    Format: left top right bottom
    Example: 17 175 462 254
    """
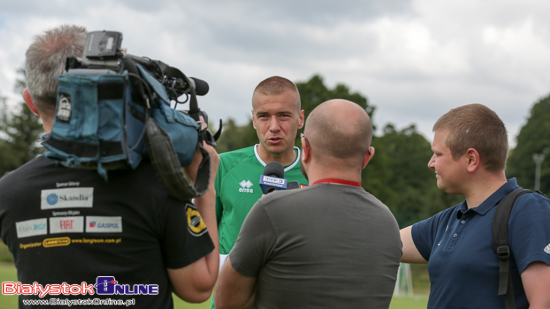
219 146 258 170
220 146 255 160
0 156 47 184
510 190 550 219
411 202 462 231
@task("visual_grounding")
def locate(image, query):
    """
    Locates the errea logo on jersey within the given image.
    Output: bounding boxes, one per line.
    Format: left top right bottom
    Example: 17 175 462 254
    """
239 180 253 193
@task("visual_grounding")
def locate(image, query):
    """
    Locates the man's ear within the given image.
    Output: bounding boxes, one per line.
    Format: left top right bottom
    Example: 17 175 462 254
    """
23 88 40 115
361 147 375 169
465 148 481 173
298 110 304 129
251 110 256 129
301 137 311 163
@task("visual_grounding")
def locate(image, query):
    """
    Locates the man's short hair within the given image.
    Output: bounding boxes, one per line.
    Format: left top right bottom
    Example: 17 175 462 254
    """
25 24 87 114
252 76 301 110
433 103 508 172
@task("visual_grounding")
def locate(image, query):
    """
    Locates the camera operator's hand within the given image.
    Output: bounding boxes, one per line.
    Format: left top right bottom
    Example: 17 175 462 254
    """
183 116 220 184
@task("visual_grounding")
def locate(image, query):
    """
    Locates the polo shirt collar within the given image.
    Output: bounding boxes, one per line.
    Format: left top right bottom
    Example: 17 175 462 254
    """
457 178 520 217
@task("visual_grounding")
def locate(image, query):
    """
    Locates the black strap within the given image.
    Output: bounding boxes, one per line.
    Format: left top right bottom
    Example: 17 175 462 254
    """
493 188 538 309
144 114 210 201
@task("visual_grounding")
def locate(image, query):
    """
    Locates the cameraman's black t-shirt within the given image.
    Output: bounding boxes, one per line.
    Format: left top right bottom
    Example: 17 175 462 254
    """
0 155 214 308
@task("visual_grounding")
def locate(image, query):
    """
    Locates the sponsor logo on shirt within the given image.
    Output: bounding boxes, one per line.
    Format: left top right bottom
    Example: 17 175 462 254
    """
86 216 122 233
41 188 94 210
185 203 208 237
43 237 71 248
16 218 48 238
545 243 550 255
49 216 84 234
239 180 253 193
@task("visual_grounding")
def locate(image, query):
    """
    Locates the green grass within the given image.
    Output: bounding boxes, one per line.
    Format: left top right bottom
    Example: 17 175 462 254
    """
0 263 212 309
0 241 430 308
390 295 429 309
0 263 18 308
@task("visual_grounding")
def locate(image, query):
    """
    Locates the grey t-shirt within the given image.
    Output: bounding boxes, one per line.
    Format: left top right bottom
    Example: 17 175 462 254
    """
230 183 402 309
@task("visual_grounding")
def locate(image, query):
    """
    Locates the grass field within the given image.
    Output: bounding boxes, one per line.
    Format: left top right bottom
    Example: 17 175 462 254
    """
1 240 430 308
0 263 428 308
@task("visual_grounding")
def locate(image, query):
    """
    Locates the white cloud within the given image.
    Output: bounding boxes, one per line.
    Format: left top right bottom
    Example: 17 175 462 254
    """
0 0 549 148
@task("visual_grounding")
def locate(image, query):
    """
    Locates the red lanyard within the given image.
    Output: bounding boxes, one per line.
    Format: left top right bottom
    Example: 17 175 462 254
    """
311 178 362 187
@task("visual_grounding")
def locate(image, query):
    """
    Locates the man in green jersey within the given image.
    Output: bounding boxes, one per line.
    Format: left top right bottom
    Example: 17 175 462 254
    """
214 75 308 276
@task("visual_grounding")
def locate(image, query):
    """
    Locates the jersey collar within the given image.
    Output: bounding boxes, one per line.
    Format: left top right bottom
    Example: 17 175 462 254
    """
254 144 301 172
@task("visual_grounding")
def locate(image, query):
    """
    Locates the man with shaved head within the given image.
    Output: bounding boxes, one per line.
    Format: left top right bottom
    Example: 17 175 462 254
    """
214 99 402 309
210 76 308 309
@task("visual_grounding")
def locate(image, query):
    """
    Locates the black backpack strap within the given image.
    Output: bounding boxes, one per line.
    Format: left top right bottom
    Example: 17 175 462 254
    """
492 188 537 309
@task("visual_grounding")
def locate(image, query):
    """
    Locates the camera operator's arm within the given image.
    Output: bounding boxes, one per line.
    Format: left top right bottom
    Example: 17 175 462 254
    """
168 120 220 303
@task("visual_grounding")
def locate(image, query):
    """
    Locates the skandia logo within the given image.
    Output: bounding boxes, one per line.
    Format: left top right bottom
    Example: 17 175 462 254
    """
47 194 59 206
47 194 88 205
239 180 253 193
95 276 158 295
59 195 89 201
41 188 94 210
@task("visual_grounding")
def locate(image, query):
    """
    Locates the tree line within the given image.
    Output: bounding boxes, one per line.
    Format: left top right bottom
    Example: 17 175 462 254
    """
1 72 548 228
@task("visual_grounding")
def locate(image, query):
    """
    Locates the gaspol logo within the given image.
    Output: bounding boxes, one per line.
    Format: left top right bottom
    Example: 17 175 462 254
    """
47 194 59 205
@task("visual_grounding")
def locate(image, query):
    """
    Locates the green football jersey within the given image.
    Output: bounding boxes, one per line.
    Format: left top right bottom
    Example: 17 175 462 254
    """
215 145 308 254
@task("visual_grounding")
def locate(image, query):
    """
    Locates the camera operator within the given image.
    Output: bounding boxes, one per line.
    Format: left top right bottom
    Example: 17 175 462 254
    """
0 24 219 308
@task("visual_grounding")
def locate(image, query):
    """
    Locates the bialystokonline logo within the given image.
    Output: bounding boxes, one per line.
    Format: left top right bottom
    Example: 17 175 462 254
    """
2 276 158 297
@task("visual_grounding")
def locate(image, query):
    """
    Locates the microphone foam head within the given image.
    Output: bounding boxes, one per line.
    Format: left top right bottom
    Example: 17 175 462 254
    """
263 161 284 178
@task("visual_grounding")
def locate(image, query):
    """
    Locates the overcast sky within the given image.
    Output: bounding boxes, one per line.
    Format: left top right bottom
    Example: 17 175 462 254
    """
1 0 549 147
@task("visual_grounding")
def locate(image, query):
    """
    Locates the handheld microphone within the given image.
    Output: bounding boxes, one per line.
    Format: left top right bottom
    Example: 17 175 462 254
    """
259 162 287 194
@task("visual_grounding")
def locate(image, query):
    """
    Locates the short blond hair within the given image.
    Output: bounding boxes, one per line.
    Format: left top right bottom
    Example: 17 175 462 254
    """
252 76 300 110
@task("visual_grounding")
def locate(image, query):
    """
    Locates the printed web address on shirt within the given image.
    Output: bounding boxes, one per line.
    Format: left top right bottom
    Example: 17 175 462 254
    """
21 298 135 306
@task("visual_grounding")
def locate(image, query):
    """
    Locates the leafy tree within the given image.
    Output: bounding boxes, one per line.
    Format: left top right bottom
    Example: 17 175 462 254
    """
365 124 460 227
214 118 257 154
0 70 44 176
507 94 550 194
294 74 374 145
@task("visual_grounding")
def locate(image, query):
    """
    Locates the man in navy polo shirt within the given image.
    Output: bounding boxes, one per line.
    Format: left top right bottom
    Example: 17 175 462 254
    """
401 104 550 308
